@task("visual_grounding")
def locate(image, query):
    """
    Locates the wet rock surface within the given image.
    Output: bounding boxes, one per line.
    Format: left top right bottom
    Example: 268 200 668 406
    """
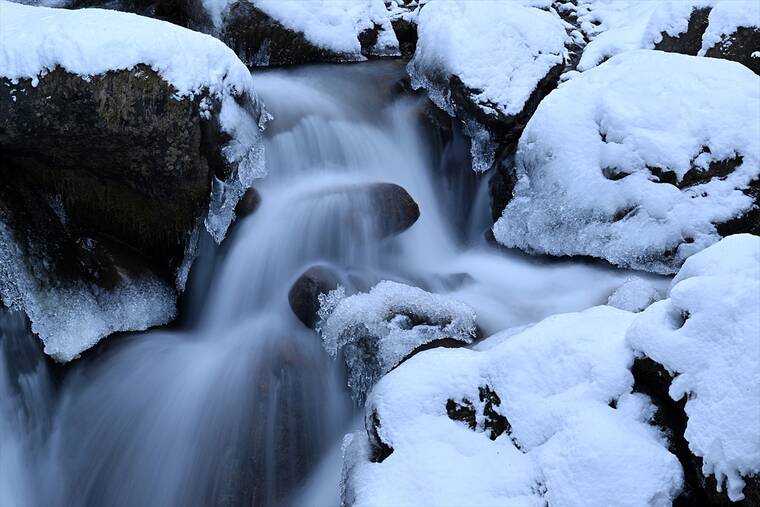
0 65 217 284
288 265 340 330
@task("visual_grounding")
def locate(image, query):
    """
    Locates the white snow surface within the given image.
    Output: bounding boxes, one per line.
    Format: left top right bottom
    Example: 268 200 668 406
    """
627 234 760 502
408 0 566 172
607 277 663 313
202 0 398 57
344 306 682 507
318 281 476 402
700 0 760 55
494 49 760 274
576 0 759 71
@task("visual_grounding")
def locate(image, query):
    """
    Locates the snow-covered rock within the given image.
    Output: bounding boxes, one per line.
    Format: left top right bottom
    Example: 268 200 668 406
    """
10 0 400 67
317 281 477 404
0 1 267 361
342 305 683 506
627 234 760 503
213 0 399 67
575 0 760 74
494 49 760 274
408 0 567 172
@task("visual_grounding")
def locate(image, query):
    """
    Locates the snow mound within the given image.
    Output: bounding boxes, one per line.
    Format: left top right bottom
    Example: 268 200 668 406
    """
203 0 398 58
0 0 267 244
627 234 760 502
408 0 566 172
317 281 476 404
607 277 663 313
494 49 760 274
343 306 682 506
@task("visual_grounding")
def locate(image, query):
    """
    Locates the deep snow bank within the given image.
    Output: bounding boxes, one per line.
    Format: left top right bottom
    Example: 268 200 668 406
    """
494 49 760 274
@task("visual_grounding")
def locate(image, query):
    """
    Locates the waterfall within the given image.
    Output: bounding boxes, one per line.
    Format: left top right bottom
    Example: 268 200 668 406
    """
0 61 641 507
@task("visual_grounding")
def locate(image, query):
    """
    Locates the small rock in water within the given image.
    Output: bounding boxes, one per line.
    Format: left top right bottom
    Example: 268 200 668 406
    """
234 187 261 219
288 265 341 329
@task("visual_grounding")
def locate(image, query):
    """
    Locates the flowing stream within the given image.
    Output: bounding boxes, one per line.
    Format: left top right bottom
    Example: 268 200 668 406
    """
0 61 657 507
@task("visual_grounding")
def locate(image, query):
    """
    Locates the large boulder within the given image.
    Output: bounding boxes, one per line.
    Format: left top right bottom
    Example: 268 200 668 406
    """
494 50 760 274
341 306 683 506
407 0 566 173
627 234 760 505
219 0 399 67
0 2 267 361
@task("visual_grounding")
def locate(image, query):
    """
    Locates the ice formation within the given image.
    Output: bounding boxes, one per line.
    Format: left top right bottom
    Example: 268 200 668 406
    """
627 234 760 501
494 49 760 274
407 0 566 172
317 281 477 403
343 306 683 506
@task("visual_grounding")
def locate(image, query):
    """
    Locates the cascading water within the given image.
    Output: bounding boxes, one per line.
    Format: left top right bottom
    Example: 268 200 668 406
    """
0 61 655 507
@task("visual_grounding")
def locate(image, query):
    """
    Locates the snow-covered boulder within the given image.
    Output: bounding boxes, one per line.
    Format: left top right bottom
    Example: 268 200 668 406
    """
627 234 760 504
0 1 267 361
10 0 400 67
408 0 567 172
317 281 477 404
607 277 663 313
574 0 760 74
341 305 683 506
494 49 760 274
212 0 399 67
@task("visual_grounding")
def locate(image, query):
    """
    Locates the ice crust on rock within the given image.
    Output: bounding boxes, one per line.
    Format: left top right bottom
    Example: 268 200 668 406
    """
627 234 760 501
202 0 398 58
343 306 683 507
317 281 477 404
494 49 760 274
407 0 566 172
0 222 177 362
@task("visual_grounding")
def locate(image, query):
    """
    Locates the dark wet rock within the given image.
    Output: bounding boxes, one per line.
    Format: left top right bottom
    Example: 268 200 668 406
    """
653 5 760 75
365 182 421 237
446 385 514 443
489 155 518 222
655 7 711 56
705 26 760 76
391 17 418 58
367 409 394 463
0 65 219 285
234 187 261 219
307 182 420 240
631 356 760 506
288 265 340 329
70 0 212 31
220 1 352 67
